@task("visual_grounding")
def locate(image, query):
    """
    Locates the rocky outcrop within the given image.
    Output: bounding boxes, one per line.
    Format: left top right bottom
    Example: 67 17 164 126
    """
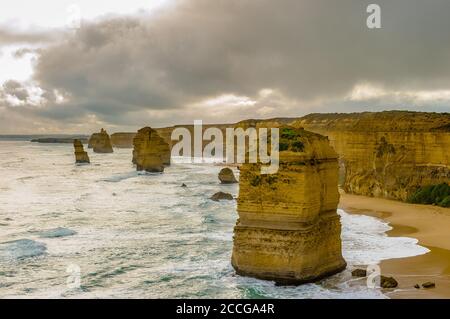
132 127 171 172
231 126 346 285
380 276 398 289
210 192 234 201
292 111 450 201
110 133 136 148
351 269 367 277
218 168 238 184
73 139 90 164
88 129 114 153
422 282 436 289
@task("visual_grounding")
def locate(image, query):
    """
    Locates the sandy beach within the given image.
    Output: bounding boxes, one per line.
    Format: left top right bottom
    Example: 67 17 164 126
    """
340 193 450 299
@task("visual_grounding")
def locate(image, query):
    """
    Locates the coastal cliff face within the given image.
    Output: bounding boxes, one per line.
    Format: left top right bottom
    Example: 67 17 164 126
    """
132 127 171 172
73 139 90 164
292 111 450 201
100 111 449 202
231 127 346 284
88 129 114 153
110 133 136 148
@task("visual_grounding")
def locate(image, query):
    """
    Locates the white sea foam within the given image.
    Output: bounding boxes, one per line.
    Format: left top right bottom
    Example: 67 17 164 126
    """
339 209 429 265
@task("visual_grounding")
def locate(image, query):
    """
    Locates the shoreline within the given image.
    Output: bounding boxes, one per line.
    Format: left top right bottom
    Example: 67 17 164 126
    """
339 193 450 299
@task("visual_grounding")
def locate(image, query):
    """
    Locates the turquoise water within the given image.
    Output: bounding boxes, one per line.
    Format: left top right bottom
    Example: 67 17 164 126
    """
0 141 428 298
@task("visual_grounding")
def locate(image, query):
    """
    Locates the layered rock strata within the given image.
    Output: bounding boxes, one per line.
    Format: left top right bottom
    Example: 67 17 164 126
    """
231 127 346 285
132 127 171 172
88 129 114 153
73 139 90 164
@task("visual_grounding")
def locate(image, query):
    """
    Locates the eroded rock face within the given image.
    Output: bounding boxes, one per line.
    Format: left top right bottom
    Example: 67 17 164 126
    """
110 133 136 148
218 168 238 184
132 127 171 172
232 126 346 285
73 139 90 164
88 129 114 153
292 111 450 201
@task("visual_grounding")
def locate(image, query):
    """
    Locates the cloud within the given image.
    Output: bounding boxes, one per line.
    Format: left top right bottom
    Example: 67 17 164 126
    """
0 27 57 45
2 80 29 101
2 0 450 133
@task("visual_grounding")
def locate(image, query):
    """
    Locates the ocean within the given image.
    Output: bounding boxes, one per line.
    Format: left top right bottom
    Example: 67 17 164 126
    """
0 140 429 298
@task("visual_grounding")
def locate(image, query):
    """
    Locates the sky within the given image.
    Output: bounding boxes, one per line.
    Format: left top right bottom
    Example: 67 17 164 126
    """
0 0 450 134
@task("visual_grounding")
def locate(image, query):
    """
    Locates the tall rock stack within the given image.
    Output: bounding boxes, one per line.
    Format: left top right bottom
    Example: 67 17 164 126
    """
132 127 171 172
231 126 346 285
73 139 90 164
88 129 114 153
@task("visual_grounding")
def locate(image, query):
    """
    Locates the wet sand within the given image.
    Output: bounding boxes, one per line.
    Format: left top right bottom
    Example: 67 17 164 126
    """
339 193 450 299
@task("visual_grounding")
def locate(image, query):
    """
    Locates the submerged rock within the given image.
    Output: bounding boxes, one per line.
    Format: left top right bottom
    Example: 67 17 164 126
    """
232 126 346 285
218 168 238 184
210 192 234 201
0 239 47 260
73 139 90 164
38 227 77 238
88 128 114 153
132 127 170 172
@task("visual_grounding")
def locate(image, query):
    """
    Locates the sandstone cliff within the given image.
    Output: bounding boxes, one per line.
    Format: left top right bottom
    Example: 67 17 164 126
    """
73 139 90 164
88 129 114 153
132 127 171 172
291 111 450 201
231 126 346 285
110 133 136 148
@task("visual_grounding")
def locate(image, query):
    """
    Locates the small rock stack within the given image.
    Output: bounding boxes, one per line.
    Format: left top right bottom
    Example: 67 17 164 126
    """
218 168 238 184
231 126 346 285
132 127 171 172
88 128 114 153
73 139 90 164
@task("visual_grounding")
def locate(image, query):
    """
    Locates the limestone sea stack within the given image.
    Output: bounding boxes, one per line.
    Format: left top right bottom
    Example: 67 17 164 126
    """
73 139 90 164
231 126 346 285
218 168 238 184
88 129 114 153
132 127 171 172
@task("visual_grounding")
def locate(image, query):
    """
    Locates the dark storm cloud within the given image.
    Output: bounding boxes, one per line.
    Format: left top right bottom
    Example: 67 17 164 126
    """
3 0 450 132
2 80 29 101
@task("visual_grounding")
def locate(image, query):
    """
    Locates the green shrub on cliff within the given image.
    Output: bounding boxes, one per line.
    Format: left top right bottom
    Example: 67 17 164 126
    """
407 183 450 207
440 196 450 208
